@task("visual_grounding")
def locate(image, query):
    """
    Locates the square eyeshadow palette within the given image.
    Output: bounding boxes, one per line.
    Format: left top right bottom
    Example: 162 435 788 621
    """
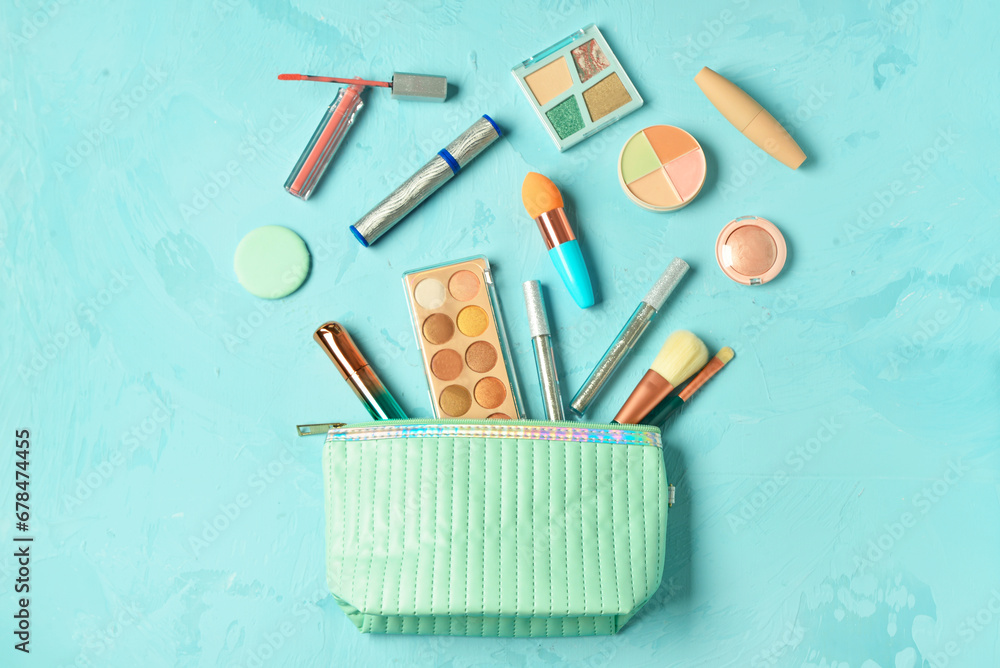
512 24 643 151
402 256 523 420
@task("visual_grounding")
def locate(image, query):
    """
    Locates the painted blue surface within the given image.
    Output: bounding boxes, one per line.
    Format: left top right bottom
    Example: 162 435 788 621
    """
2 0 998 666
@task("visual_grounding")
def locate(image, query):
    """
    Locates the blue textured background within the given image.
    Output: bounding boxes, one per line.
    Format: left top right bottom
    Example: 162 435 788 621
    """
3 0 999 666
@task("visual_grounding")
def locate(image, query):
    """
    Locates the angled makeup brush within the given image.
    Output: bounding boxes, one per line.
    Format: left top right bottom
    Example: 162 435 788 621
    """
613 330 708 424
642 347 734 426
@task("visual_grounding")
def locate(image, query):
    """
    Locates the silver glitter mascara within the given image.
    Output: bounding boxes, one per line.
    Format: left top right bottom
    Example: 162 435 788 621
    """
350 115 502 246
523 280 563 421
569 257 689 416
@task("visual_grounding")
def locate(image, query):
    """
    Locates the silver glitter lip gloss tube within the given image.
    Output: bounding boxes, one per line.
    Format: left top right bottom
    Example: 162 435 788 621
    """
523 280 563 421
350 115 502 247
569 258 689 416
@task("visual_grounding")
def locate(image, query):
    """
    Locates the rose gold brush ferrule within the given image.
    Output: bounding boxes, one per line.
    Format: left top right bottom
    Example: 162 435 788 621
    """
614 370 674 424
534 208 576 250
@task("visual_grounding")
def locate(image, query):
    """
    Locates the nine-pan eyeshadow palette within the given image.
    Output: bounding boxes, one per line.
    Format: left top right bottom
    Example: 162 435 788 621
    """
403 256 523 420
512 24 643 151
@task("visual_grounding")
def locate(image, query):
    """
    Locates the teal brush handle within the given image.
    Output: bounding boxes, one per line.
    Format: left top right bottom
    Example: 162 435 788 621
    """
642 394 683 427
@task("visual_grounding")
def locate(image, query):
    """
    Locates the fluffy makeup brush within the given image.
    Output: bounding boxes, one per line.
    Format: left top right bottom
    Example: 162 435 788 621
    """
642 347 734 426
613 330 708 424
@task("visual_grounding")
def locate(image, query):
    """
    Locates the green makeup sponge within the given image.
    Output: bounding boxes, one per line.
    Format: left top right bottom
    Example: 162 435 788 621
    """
234 225 310 299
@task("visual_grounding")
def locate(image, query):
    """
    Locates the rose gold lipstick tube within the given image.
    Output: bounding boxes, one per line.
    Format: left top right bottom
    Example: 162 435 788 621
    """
314 322 406 420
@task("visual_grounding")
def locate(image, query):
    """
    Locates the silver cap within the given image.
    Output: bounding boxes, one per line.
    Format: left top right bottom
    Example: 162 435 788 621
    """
643 258 689 310
522 280 550 338
391 73 448 102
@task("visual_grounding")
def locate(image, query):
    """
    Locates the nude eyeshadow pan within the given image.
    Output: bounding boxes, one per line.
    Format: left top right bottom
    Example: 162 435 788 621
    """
403 256 523 419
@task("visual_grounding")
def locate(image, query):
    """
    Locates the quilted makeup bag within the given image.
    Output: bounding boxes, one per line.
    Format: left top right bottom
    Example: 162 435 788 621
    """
322 419 668 636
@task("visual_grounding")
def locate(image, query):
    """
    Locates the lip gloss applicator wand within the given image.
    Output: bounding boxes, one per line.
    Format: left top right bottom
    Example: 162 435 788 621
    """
279 72 448 102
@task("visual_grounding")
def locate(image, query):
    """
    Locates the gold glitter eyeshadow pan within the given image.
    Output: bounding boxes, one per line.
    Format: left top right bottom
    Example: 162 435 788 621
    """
403 256 523 419
512 24 643 151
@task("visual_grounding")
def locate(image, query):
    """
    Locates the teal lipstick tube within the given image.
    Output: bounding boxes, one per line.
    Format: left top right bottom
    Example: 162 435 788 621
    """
314 322 406 420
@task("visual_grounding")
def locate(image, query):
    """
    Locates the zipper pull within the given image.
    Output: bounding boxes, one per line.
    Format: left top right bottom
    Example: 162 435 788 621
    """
668 484 676 507
296 422 347 436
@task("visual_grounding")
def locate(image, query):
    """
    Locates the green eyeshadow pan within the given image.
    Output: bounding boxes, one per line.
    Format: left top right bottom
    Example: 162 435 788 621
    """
545 96 585 139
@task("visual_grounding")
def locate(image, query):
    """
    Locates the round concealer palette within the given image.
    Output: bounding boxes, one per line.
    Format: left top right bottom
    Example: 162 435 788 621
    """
404 257 521 419
618 125 706 212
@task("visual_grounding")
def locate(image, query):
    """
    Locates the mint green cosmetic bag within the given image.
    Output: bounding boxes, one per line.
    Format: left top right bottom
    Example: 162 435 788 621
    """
323 419 668 636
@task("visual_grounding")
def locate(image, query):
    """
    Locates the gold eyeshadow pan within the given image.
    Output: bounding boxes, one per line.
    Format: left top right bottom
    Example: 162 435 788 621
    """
403 256 523 419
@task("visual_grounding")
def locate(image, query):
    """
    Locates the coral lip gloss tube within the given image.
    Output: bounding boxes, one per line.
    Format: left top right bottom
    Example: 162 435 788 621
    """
314 322 407 420
285 81 366 200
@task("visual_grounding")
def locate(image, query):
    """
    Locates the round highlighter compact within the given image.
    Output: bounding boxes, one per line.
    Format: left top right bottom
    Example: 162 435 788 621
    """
715 216 787 286
618 125 706 211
